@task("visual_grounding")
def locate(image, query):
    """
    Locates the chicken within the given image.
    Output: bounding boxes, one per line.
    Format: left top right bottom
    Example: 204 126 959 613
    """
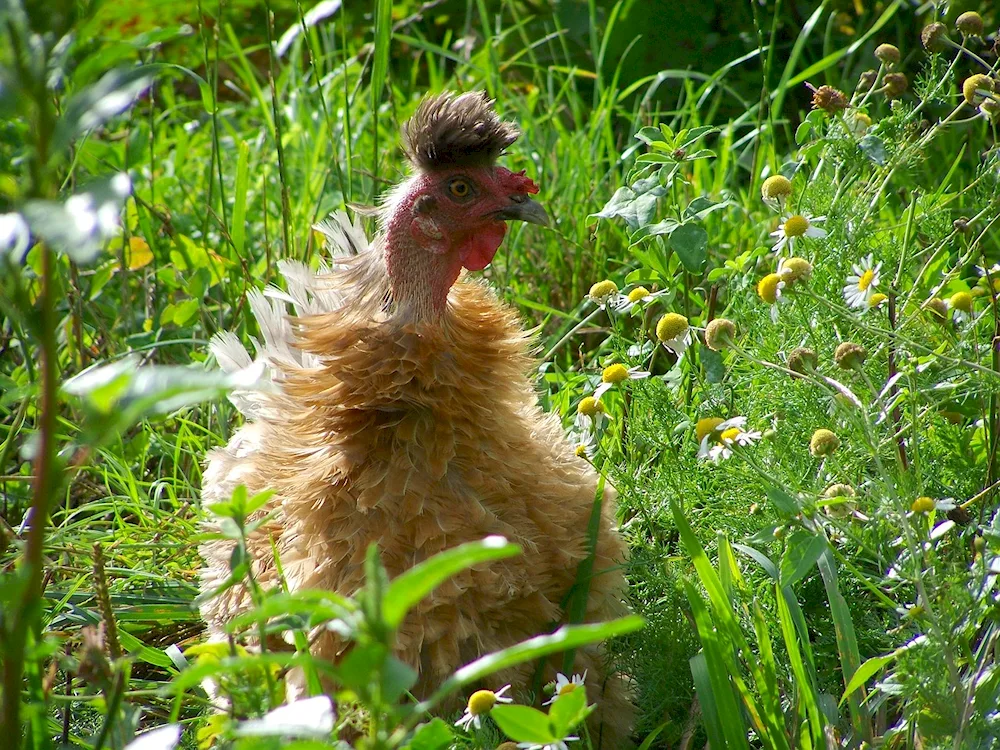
199 91 633 745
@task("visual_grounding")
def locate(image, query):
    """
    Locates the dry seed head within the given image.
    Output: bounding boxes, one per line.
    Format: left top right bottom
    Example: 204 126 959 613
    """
695 417 726 444
704 318 736 351
963 74 995 106
926 297 949 321
761 174 792 202
911 496 935 513
824 483 857 498
883 72 908 99
950 291 973 313
758 273 783 304
956 11 984 37
858 69 878 91
981 98 1000 123
602 363 629 384
810 428 840 457
875 43 901 65
834 342 868 370
780 257 813 282
787 347 818 375
656 313 689 343
812 85 849 114
920 22 949 52
496 744 520 750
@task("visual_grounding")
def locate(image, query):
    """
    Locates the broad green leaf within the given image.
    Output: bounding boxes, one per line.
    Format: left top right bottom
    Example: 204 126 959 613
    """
670 222 708 272
858 135 887 166
383 536 521 628
765 486 800 517
779 531 827 587
548 687 589 737
404 718 454 750
491 705 556 743
840 652 897 707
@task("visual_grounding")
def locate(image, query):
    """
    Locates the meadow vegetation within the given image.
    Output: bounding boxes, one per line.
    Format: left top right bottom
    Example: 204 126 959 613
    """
2 0 1000 748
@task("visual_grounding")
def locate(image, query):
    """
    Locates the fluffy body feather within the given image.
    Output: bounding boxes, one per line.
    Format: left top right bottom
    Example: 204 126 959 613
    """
199 93 633 745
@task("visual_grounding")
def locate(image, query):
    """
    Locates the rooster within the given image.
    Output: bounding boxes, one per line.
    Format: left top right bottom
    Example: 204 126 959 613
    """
199 91 632 745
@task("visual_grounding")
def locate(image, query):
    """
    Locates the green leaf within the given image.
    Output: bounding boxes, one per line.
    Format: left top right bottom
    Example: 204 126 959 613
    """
858 135 887 166
669 222 708 272
382 536 521 628
779 531 827 587
765 486 800 517
54 66 158 150
404 718 454 750
547 688 589 737
840 652 896 707
382 655 418 703
491 705 556 743
371 0 392 109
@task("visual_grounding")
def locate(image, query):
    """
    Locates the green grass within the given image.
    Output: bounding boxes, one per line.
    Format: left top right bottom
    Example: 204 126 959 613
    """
3 0 1000 748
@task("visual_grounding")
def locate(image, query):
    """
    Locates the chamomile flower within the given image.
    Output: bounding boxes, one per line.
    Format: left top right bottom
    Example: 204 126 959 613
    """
593 364 650 401
575 397 609 449
770 213 827 253
517 739 579 750
758 273 786 322
760 175 792 211
655 313 691 356
843 254 882 309
777 256 813 284
544 671 587 705
455 685 512 731
867 292 888 311
697 417 762 462
614 285 667 312
588 279 626 310
949 291 974 323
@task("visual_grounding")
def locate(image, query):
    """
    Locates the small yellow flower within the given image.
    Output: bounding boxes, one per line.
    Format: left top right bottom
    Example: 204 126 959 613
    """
543 672 587 705
695 417 726 444
778 256 813 283
783 215 810 237
809 428 840 457
628 286 651 303
758 273 783 304
656 312 691 355
455 685 513 731
868 292 888 309
602 364 629 385
577 397 606 418
704 318 736 351
950 291 973 314
761 175 792 207
963 74 995 106
911 496 935 514
697 416 762 462
771 213 827 252
574 444 588 458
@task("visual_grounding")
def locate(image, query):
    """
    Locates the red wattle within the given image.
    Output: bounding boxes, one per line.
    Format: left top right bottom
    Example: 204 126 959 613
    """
459 223 507 271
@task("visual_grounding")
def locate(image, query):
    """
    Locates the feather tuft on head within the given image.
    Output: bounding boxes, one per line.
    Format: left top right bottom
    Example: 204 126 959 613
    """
401 91 519 170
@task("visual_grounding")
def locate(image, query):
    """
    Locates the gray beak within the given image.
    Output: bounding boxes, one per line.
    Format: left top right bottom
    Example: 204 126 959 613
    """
496 195 549 227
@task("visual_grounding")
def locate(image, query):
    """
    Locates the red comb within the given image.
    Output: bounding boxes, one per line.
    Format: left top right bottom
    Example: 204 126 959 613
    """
497 167 540 195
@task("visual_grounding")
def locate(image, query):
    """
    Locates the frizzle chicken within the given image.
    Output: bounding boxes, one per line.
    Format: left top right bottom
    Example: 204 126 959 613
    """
199 91 632 745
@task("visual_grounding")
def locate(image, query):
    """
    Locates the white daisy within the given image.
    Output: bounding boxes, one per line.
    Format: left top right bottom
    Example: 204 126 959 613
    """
770 213 827 253
587 280 626 311
613 285 668 313
843 254 882 309
757 273 787 323
575 397 609 449
593 364 650 401
697 417 762 462
454 685 512 731
518 740 579 750
544 671 587 706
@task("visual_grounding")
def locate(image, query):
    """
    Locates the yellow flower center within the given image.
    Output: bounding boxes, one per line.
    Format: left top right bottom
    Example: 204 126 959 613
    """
780 257 812 282
911 496 935 514
577 397 606 417
467 690 497 716
589 280 619 300
854 113 872 127
761 175 792 201
868 292 887 308
574 444 588 458
602 364 630 384
809 428 840 457
627 286 651 303
857 268 875 291
720 427 741 443
656 313 689 342
757 273 782 304
783 214 809 237
558 682 578 696
950 291 973 313
695 417 725 444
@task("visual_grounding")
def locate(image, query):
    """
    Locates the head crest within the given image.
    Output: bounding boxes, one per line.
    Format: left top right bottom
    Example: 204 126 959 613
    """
401 91 520 170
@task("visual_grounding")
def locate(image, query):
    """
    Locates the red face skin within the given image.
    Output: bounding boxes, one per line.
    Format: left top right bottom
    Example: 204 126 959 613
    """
384 165 540 317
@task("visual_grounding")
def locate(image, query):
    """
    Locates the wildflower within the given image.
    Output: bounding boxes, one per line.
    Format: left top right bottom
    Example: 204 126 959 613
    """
963 74 995 107
843 254 882 309
948 290 973 323
517 739 579 750
761 175 792 211
655 312 691 356
704 318 736 351
868 292 888 310
593 363 650 401
770 213 827 253
858 70 877 91
910 496 935 514
823 484 858 519
874 43 900 65
811 85 849 115
573 444 588 458
588 279 624 310
787 347 818 376
695 417 726 444
614 285 666 313
834 342 867 371
627 286 651 303
955 11 984 37
455 685 513 731
778 256 813 284
925 297 949 323
847 111 872 136
920 23 948 52
883 72 908 99
544 671 587 705
758 273 786 322
981 98 1000 123
698 417 762 462
809 428 840 457
577 396 606 419
575 397 608 450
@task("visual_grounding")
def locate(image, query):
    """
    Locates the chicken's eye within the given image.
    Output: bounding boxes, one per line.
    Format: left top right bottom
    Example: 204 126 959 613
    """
447 178 474 200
